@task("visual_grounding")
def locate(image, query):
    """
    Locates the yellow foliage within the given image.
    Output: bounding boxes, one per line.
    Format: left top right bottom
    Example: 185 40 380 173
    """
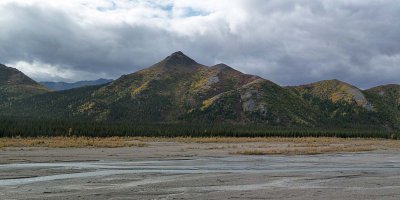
132 81 150 95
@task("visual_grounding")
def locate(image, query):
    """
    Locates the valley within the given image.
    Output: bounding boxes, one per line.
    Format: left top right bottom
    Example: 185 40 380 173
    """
1 138 400 199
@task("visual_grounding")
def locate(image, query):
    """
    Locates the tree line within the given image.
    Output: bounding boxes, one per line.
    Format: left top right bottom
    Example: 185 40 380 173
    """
0 117 398 139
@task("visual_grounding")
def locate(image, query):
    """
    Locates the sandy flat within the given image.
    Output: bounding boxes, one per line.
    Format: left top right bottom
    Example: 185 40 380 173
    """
0 141 400 200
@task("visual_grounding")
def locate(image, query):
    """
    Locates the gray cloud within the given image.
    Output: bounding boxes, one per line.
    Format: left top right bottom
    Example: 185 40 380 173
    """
0 0 399 88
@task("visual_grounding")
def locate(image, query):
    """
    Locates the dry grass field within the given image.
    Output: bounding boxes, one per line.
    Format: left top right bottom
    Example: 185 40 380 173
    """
1 136 400 155
0 136 147 148
138 137 400 155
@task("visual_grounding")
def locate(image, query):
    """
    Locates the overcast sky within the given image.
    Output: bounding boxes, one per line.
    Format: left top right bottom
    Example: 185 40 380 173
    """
0 0 399 88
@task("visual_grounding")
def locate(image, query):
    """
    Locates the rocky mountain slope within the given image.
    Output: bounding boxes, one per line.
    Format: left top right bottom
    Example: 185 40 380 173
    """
288 80 373 125
364 84 400 128
289 79 373 110
0 64 49 103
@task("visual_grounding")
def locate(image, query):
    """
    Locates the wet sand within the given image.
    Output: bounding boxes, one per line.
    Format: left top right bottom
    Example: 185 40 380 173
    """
1 141 400 199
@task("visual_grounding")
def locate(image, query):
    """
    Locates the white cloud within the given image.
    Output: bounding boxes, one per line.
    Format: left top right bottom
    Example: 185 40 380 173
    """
9 60 109 82
0 0 399 88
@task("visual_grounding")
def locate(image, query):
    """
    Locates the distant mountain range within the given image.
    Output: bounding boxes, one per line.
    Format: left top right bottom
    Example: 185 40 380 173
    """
0 51 399 130
40 79 113 91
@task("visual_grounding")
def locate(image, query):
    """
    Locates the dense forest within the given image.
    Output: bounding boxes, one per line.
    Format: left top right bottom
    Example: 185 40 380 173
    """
0 117 398 139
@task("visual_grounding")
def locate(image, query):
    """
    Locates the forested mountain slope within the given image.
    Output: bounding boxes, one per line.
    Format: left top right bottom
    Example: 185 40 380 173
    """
0 52 398 130
0 64 49 103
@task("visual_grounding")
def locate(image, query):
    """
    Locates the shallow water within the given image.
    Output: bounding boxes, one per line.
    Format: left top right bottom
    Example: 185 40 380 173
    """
1 152 400 186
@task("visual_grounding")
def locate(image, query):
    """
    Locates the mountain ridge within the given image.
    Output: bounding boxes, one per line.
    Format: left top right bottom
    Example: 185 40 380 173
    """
40 78 113 91
0 51 398 130
0 64 49 102
289 79 374 111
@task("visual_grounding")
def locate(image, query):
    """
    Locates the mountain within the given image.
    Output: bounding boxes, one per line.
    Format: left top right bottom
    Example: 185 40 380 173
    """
40 79 113 91
288 79 399 128
364 84 400 128
289 79 373 110
0 52 399 130
0 51 317 125
367 84 400 101
0 64 49 103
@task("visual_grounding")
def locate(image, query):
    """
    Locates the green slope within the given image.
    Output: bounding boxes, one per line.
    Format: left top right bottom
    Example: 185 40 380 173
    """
0 52 317 126
1 53 399 130
0 64 49 103
186 79 318 126
364 84 400 128
288 79 393 128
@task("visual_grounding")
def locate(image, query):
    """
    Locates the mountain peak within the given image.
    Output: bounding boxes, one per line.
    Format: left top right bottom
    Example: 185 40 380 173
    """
293 78 373 109
328 79 346 84
306 79 354 88
171 51 185 56
320 79 344 84
0 64 37 85
0 64 49 101
211 63 241 74
162 51 198 67
212 63 231 69
0 63 19 73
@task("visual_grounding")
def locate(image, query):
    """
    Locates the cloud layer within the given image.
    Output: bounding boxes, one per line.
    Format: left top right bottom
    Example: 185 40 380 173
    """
0 0 399 88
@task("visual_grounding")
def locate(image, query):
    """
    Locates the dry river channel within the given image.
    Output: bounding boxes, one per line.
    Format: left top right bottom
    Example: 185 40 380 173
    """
0 142 399 199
